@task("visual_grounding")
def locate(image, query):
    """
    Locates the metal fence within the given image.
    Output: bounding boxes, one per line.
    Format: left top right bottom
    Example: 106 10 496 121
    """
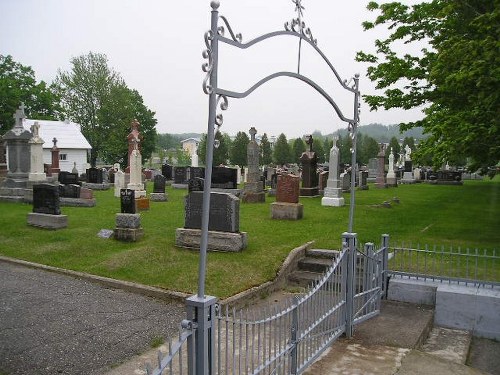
146 233 389 375
388 243 499 288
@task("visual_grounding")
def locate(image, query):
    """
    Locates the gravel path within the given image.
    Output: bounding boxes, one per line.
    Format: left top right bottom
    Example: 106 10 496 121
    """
0 262 185 375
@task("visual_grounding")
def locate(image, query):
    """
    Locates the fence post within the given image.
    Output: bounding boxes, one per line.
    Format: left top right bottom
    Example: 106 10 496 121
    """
365 242 374 314
290 297 299 374
381 234 390 299
343 232 357 338
186 295 218 375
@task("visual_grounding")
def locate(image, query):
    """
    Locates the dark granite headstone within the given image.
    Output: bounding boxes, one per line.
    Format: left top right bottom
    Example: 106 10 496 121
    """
86 167 103 183
58 171 80 185
153 174 166 193
162 164 173 180
58 183 81 198
174 167 188 184
120 189 136 214
190 167 205 180
188 177 205 192
33 184 61 215
211 167 238 189
184 191 240 232
404 161 413 173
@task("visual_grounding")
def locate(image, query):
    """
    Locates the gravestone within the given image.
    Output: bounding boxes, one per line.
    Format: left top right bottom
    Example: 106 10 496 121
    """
114 166 126 198
3 104 31 183
127 147 146 198
120 189 136 214
176 191 247 252
86 167 103 184
115 189 143 241
126 120 143 173
271 174 303 220
190 167 205 180
188 177 205 192
58 171 80 186
27 183 68 229
28 122 46 182
0 137 7 179
58 184 81 199
150 174 168 202
322 136 345 207
299 135 319 196
49 137 61 176
340 171 351 193
375 143 387 188
386 148 397 187
162 164 173 180
358 170 369 190
211 167 238 189
243 127 265 203
174 166 189 185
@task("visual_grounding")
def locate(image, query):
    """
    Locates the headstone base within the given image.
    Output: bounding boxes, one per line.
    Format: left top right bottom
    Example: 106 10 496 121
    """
114 228 144 242
150 192 167 202
401 172 416 184
267 188 276 197
29 173 47 182
127 183 144 192
116 213 141 228
175 228 247 252
82 182 111 190
60 198 96 207
27 212 68 229
321 196 345 207
386 176 398 187
271 202 303 220
299 187 319 197
242 191 266 203
136 197 150 211
375 178 388 188
171 183 188 189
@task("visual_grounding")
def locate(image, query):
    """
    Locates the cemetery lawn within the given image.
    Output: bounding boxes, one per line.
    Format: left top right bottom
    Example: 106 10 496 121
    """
0 179 498 298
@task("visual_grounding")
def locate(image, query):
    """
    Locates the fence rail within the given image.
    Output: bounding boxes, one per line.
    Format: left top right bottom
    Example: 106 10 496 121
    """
388 243 499 287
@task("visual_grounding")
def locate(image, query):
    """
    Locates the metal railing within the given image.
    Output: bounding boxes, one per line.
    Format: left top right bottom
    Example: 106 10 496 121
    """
388 243 499 288
146 233 389 374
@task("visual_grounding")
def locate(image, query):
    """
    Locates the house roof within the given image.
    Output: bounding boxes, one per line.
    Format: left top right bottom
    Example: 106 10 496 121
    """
181 138 200 144
23 119 92 150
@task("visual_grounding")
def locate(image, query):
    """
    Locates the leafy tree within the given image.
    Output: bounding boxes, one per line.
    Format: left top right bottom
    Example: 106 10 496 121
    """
230 131 249 166
338 133 353 165
197 130 230 166
157 133 182 151
0 55 60 135
357 133 380 165
291 137 306 164
312 137 325 164
323 138 333 162
260 133 273 166
273 133 292 166
386 136 401 164
55 52 156 166
356 1 499 173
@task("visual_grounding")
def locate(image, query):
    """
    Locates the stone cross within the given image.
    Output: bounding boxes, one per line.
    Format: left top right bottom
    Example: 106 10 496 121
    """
131 119 140 132
30 122 40 140
305 135 313 152
249 127 257 142
52 137 58 148
13 103 26 126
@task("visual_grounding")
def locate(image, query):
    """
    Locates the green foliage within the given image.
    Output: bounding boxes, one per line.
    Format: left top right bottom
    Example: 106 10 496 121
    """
386 136 402 163
312 137 326 164
338 133 353 165
291 137 306 164
197 131 230 166
357 1 500 172
323 138 333 162
357 133 380 165
157 133 183 151
230 131 249 166
259 133 273 166
55 52 157 166
273 133 292 166
0 55 60 134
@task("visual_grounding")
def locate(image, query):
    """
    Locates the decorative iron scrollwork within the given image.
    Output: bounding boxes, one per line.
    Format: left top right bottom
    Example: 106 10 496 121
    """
219 15 243 43
285 18 317 45
215 94 229 127
202 30 214 94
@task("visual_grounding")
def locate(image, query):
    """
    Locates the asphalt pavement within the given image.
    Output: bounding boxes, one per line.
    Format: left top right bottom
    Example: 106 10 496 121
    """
0 262 185 375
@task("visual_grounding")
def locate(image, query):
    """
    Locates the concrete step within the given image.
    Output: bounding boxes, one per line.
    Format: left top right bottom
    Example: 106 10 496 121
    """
288 270 322 288
422 327 472 365
306 249 339 259
0 195 25 203
395 350 486 375
298 257 335 273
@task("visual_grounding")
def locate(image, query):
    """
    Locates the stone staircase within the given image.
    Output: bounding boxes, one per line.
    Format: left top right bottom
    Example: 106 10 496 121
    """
288 248 338 288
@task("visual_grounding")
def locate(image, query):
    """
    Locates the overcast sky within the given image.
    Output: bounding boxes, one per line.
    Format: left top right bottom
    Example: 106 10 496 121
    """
1 0 426 139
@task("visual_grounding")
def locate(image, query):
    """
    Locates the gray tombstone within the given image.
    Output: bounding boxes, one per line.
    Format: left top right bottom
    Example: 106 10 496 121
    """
153 174 166 193
3 104 32 181
184 191 240 232
33 184 61 215
174 167 188 184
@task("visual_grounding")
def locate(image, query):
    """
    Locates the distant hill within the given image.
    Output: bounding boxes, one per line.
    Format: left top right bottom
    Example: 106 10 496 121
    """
333 123 426 143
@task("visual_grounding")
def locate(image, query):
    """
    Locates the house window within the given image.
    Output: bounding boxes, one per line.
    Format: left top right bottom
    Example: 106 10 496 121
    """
59 154 67 161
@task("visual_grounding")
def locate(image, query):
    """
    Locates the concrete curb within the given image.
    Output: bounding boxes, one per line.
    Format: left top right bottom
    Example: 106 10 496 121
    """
0 241 314 308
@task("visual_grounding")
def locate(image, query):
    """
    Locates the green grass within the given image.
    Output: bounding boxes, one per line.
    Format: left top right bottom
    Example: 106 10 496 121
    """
0 179 498 298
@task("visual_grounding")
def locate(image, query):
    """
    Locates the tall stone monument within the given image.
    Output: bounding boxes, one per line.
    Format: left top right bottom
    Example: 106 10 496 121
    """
0 133 7 179
3 104 32 184
401 145 416 184
375 143 387 188
299 135 319 196
28 122 46 182
49 137 61 176
242 127 265 203
127 141 146 198
386 147 397 187
321 136 344 207
126 119 143 173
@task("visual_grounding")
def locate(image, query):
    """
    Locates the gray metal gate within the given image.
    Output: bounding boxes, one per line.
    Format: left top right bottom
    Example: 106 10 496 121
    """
146 233 389 375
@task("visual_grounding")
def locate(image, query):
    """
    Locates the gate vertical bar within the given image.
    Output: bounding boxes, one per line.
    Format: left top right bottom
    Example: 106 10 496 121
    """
290 297 299 374
343 232 357 338
381 234 389 299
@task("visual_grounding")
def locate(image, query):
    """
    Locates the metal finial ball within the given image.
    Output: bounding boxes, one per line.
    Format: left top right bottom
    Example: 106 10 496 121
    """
355 73 360 78
211 0 220 9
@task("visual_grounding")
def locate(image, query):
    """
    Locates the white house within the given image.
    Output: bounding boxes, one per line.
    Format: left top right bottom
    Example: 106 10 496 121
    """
181 138 200 157
22 119 92 174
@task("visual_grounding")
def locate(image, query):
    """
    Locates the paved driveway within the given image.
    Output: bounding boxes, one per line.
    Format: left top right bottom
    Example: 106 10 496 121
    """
0 262 185 375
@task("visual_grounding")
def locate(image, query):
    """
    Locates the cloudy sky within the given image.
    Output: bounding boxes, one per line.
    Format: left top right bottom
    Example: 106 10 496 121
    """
1 0 426 138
